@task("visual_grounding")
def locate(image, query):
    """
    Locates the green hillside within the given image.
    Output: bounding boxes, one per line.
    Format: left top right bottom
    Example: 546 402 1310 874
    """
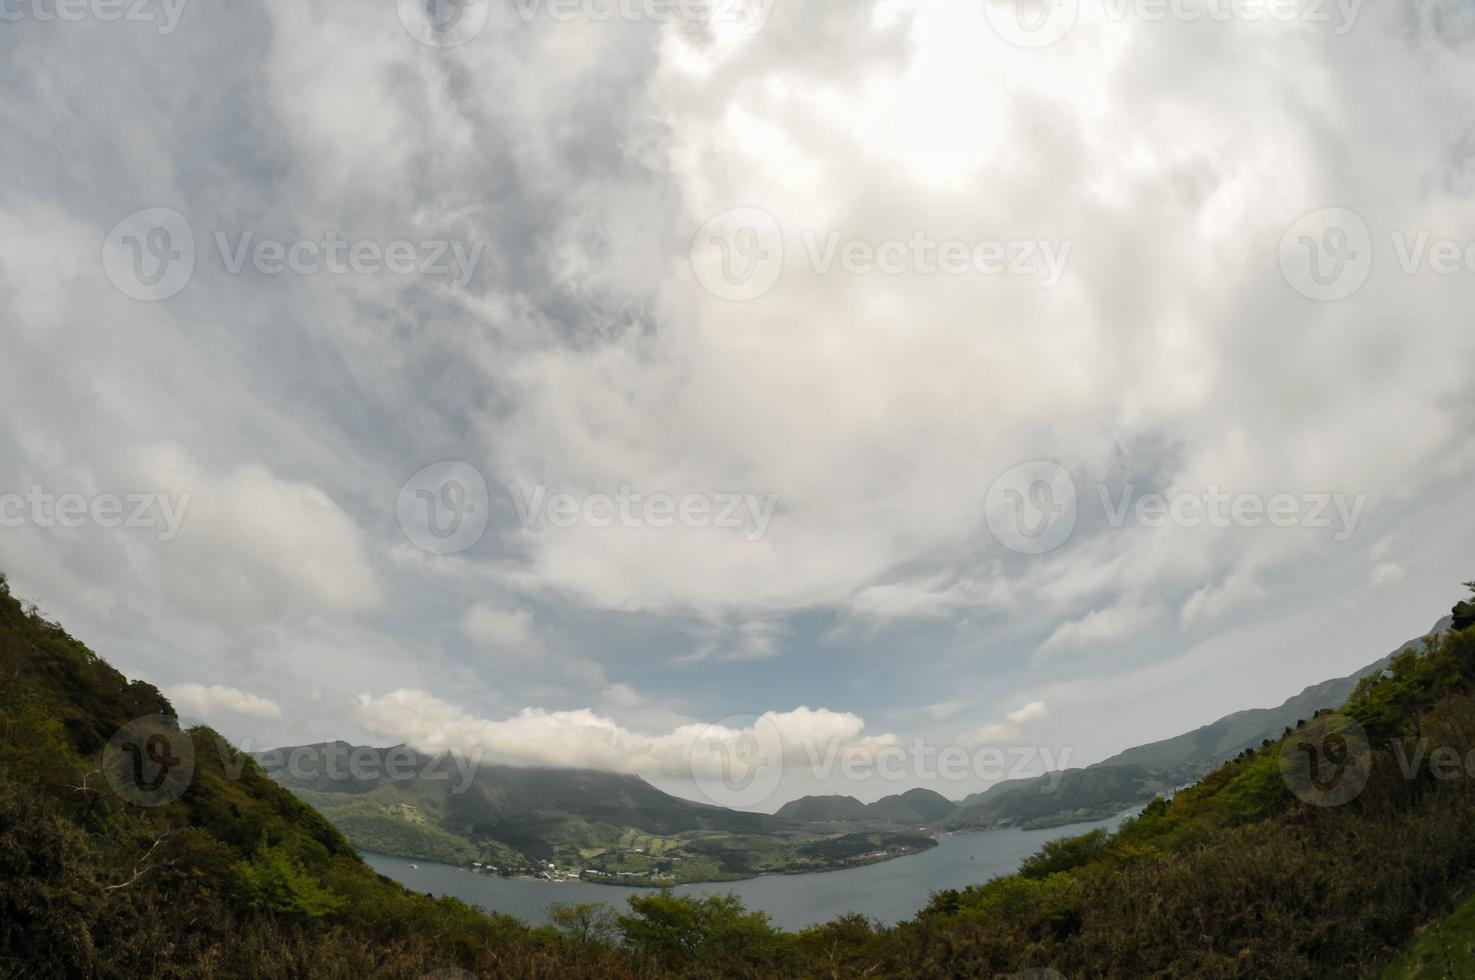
7 570 1475 978
774 794 872 822
262 743 936 884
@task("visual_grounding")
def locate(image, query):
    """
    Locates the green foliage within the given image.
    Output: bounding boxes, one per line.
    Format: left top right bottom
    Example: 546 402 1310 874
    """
1017 828 1108 879
617 892 793 972
9 570 1475 978
233 844 348 918
1452 581 1475 633
548 901 619 946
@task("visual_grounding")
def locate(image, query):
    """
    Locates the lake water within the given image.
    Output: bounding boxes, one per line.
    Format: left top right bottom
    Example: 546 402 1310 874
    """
363 811 1131 931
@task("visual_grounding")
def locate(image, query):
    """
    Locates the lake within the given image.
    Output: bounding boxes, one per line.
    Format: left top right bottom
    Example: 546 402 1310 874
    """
363 811 1131 932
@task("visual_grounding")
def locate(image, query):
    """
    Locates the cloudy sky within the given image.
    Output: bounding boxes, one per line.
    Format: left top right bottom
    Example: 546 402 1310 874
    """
3 0 1473 808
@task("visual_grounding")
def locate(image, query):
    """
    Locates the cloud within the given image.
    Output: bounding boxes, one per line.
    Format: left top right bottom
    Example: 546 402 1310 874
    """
1181 572 1265 629
462 602 538 651
1040 603 1161 655
2 0 1474 778
168 683 283 722
926 701 965 721
960 700 1051 746
354 688 885 781
1006 701 1049 725
1372 562 1409 589
143 448 382 626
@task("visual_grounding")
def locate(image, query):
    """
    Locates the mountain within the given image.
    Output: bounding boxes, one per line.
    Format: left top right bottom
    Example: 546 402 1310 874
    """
949 620 1453 829
775 788 959 826
1095 617 1452 777
868 788 958 823
946 765 1167 830
259 742 937 881
0 573 555 977
958 777 1035 809
774 794 871 822
7 564 1475 978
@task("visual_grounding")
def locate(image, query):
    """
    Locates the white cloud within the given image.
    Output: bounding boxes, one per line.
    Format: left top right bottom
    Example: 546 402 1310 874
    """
1372 562 1409 589
168 683 283 722
1006 701 1049 725
354 688 885 783
960 700 1051 747
147 450 380 626
3 0 1474 774
926 701 965 721
462 602 538 651
1040 603 1161 655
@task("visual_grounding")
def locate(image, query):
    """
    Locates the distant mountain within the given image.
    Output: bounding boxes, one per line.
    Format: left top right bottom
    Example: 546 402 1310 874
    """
1096 618 1452 777
254 742 946 883
949 619 1453 829
774 794 871 822
776 787 959 826
947 765 1166 830
257 742 780 856
869 788 957 823
958 777 1036 809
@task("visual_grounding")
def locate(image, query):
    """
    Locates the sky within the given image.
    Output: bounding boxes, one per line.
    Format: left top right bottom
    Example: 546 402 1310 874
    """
2 0 1474 810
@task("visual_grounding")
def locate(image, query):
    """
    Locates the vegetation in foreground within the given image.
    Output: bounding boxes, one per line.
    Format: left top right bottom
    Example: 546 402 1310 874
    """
3 572 1475 977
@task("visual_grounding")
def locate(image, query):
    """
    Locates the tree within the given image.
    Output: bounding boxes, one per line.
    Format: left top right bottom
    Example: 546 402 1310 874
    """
547 901 617 946
1453 581 1475 633
617 892 791 970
